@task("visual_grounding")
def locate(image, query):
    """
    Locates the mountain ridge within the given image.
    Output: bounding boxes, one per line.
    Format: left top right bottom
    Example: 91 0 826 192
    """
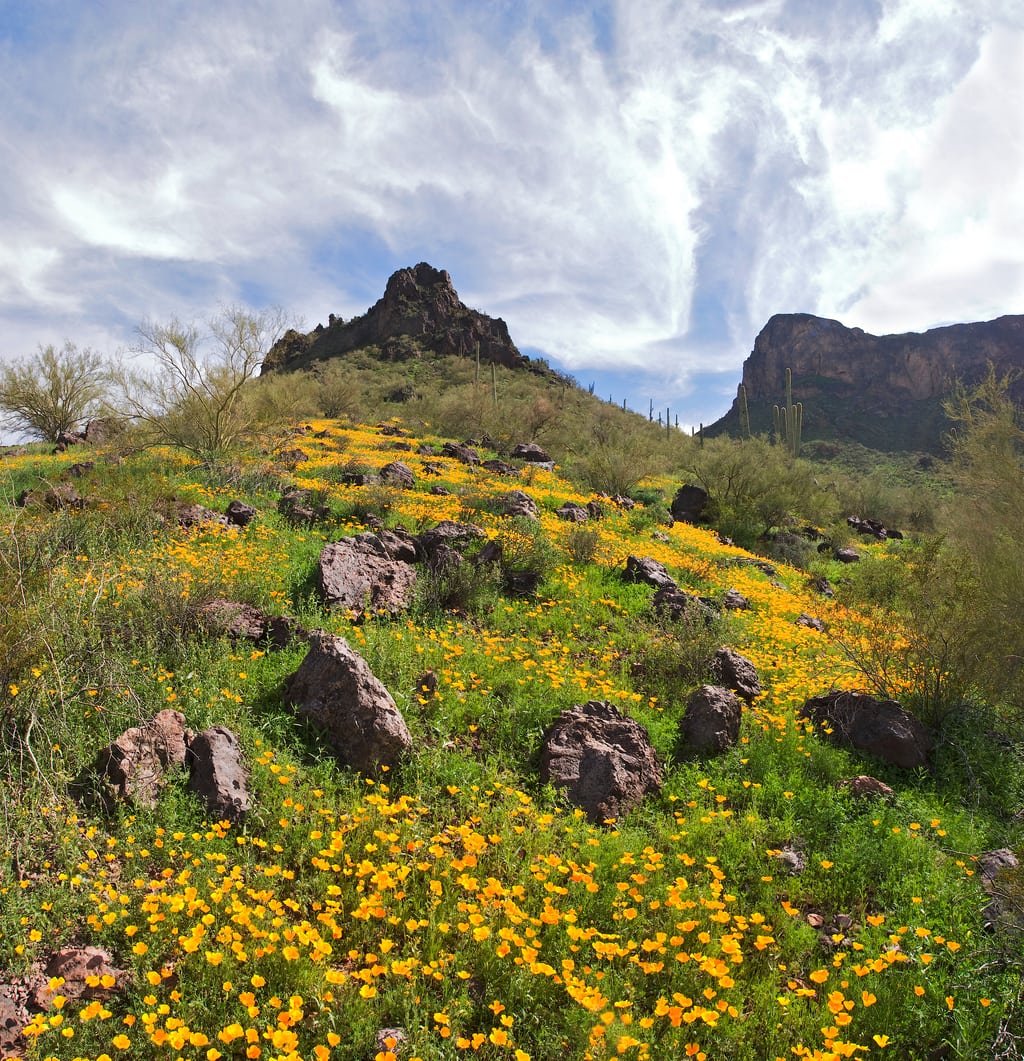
710 311 1024 452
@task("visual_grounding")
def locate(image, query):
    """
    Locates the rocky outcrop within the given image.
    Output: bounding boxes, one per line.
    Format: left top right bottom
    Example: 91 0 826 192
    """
712 312 1024 452
284 633 412 773
539 701 662 823
261 263 529 374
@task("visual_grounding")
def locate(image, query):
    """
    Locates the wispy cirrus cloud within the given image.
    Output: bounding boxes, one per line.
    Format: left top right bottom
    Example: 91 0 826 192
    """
1 0 1021 425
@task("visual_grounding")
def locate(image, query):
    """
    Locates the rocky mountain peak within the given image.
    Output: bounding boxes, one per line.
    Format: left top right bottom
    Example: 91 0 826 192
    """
261 263 525 374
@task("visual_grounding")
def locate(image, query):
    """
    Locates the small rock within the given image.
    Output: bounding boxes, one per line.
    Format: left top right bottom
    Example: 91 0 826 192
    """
836 775 895 800
225 500 257 527
795 613 827 632
722 589 751 610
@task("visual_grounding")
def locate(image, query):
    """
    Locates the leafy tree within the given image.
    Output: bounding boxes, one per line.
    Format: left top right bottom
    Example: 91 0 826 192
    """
0 342 108 442
114 306 287 458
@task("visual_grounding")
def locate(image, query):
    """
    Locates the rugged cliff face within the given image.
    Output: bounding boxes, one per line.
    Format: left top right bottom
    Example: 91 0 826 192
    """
712 313 1024 452
261 263 526 374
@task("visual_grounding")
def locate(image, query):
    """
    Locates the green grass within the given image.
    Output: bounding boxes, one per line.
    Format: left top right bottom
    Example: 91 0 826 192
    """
1 420 1021 1061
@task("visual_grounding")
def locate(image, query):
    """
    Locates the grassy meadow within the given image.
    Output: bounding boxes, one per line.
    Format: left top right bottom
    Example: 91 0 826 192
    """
1 417 1021 1061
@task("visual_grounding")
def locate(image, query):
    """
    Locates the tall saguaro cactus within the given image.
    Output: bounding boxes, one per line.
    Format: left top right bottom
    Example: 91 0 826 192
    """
772 368 803 456
738 383 751 439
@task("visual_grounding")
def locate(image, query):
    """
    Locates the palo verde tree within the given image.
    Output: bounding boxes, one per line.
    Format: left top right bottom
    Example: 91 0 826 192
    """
0 342 108 442
114 306 288 459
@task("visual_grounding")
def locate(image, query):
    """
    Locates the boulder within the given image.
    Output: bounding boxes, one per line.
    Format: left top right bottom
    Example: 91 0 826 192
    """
497 490 538 519
556 501 589 522
652 585 718 625
316 537 417 615
176 502 228 529
835 775 895 800
795 612 827 632
712 647 762 702
670 484 710 523
284 633 412 773
92 709 191 807
512 442 551 463
847 515 888 540
678 685 743 756
0 986 24 1058
276 447 308 465
187 726 251 824
278 487 330 526
482 458 518 476
539 701 662 823
225 499 257 527
624 555 677 590
976 848 1021 933
379 460 416 488
197 598 299 649
586 500 605 520
799 690 933 769
810 576 835 598
67 460 95 478
441 441 479 465
835 546 861 564
722 589 751 610
416 520 486 560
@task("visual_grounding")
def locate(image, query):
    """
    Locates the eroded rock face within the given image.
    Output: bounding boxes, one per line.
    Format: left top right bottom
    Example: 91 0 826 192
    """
316 537 417 615
187 726 251 824
678 685 742 757
539 701 662 824
799 691 933 769
712 648 762 703
714 312 1024 453
93 709 191 807
284 633 411 773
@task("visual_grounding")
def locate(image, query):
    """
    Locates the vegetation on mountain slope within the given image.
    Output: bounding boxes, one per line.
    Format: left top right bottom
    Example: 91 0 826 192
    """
1 378 1022 1060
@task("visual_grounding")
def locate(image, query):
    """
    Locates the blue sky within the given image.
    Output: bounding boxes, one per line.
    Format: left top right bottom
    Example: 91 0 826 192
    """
1 0 1023 430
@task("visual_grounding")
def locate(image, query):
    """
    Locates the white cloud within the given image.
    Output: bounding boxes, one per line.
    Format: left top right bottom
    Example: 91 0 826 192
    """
0 0 1022 419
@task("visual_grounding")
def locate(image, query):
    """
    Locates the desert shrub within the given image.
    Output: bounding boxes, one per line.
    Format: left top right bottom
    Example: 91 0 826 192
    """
316 361 365 420
496 517 559 596
564 525 601 565
764 530 816 570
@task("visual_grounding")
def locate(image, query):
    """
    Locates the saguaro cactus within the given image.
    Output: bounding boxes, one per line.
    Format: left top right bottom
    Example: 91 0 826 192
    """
772 368 802 456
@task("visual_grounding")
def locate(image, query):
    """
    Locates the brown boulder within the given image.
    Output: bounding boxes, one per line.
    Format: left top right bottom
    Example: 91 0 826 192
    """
316 537 417 615
678 685 743 756
512 442 551 463
540 701 662 824
284 633 412 773
497 490 538 519
799 690 933 769
379 460 415 488
197 598 299 649
624 555 677 590
92 709 190 807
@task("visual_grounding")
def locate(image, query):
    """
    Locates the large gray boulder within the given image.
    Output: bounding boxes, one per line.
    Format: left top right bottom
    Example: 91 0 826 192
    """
284 633 412 773
678 685 742 756
316 536 417 615
187 726 252 824
799 690 933 769
539 701 662 824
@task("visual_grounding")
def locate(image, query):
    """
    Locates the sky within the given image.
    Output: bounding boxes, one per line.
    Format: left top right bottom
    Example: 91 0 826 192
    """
1 0 1023 432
